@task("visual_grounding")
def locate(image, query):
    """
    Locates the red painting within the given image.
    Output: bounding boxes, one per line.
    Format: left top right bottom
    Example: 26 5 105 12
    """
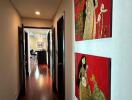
75 0 112 41
75 53 111 100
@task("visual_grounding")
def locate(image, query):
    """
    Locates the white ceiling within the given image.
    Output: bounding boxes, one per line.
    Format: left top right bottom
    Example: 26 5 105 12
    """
10 0 62 20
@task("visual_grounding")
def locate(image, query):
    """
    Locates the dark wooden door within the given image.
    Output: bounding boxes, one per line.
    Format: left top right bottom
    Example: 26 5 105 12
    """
48 32 50 69
24 32 29 77
18 26 26 97
52 28 56 92
57 16 65 100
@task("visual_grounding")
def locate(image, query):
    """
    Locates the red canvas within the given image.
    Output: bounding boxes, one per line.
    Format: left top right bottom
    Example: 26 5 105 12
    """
75 0 112 41
75 53 111 100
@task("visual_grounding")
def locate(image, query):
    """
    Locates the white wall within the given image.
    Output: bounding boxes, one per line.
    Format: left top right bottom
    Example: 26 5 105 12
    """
29 34 48 51
0 0 21 100
54 0 132 100
22 18 52 27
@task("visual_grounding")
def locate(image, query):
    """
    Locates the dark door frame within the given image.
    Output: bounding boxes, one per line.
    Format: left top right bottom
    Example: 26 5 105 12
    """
24 32 29 77
47 32 51 69
52 28 57 92
24 26 51 29
57 13 65 100
18 25 26 98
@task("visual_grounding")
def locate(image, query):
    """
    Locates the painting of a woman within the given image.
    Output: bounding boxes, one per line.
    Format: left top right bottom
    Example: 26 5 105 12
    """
83 0 98 39
76 54 111 100
77 56 91 100
75 0 111 40
75 0 86 38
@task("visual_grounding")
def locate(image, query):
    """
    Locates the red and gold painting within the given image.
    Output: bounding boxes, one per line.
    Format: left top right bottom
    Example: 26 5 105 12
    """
74 0 112 41
75 53 111 100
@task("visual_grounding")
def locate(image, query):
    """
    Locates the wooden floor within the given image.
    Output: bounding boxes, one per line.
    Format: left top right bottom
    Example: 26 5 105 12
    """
18 64 59 100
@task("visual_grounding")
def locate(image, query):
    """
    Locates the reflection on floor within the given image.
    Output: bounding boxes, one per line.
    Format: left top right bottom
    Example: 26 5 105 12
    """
19 64 59 100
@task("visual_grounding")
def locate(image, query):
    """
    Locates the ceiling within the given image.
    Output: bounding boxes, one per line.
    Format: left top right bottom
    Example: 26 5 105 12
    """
10 0 62 20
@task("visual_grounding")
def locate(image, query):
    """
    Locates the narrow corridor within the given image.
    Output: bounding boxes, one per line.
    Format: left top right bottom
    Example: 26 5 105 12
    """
19 64 59 100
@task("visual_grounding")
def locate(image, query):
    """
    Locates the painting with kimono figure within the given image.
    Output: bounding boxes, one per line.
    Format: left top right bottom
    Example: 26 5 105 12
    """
74 0 112 41
75 53 111 100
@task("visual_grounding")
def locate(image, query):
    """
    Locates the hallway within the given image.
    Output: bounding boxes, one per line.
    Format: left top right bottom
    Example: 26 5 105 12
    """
18 64 59 100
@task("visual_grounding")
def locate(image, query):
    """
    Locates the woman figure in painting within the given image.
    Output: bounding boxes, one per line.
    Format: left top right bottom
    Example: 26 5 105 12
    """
77 56 91 100
75 0 86 38
96 2 108 38
77 56 106 100
83 0 98 40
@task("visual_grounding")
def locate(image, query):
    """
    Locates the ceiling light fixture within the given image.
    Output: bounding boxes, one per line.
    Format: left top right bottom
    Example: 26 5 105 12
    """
35 11 40 15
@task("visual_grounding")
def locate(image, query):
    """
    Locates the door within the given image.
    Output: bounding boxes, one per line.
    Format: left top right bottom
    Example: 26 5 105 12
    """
52 28 56 92
24 32 29 77
18 26 26 96
48 32 50 69
57 16 65 99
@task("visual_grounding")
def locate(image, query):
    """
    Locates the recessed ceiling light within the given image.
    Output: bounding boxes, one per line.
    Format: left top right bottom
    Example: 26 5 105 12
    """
35 11 40 15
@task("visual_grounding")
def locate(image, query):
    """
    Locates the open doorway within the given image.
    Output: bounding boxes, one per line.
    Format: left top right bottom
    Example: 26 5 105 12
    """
24 28 51 77
18 27 59 100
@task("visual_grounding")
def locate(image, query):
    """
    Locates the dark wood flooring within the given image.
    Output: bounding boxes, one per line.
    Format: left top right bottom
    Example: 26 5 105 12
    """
18 64 59 100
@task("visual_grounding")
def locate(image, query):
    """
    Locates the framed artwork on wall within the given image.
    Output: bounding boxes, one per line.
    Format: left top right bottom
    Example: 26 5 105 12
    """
74 0 112 41
75 53 111 100
37 42 44 48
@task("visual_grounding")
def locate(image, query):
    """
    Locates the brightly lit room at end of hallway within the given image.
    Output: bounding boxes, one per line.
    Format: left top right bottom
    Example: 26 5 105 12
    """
24 28 52 78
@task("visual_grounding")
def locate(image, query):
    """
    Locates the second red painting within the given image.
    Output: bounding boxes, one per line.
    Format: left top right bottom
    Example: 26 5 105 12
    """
75 53 111 100
74 0 112 41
